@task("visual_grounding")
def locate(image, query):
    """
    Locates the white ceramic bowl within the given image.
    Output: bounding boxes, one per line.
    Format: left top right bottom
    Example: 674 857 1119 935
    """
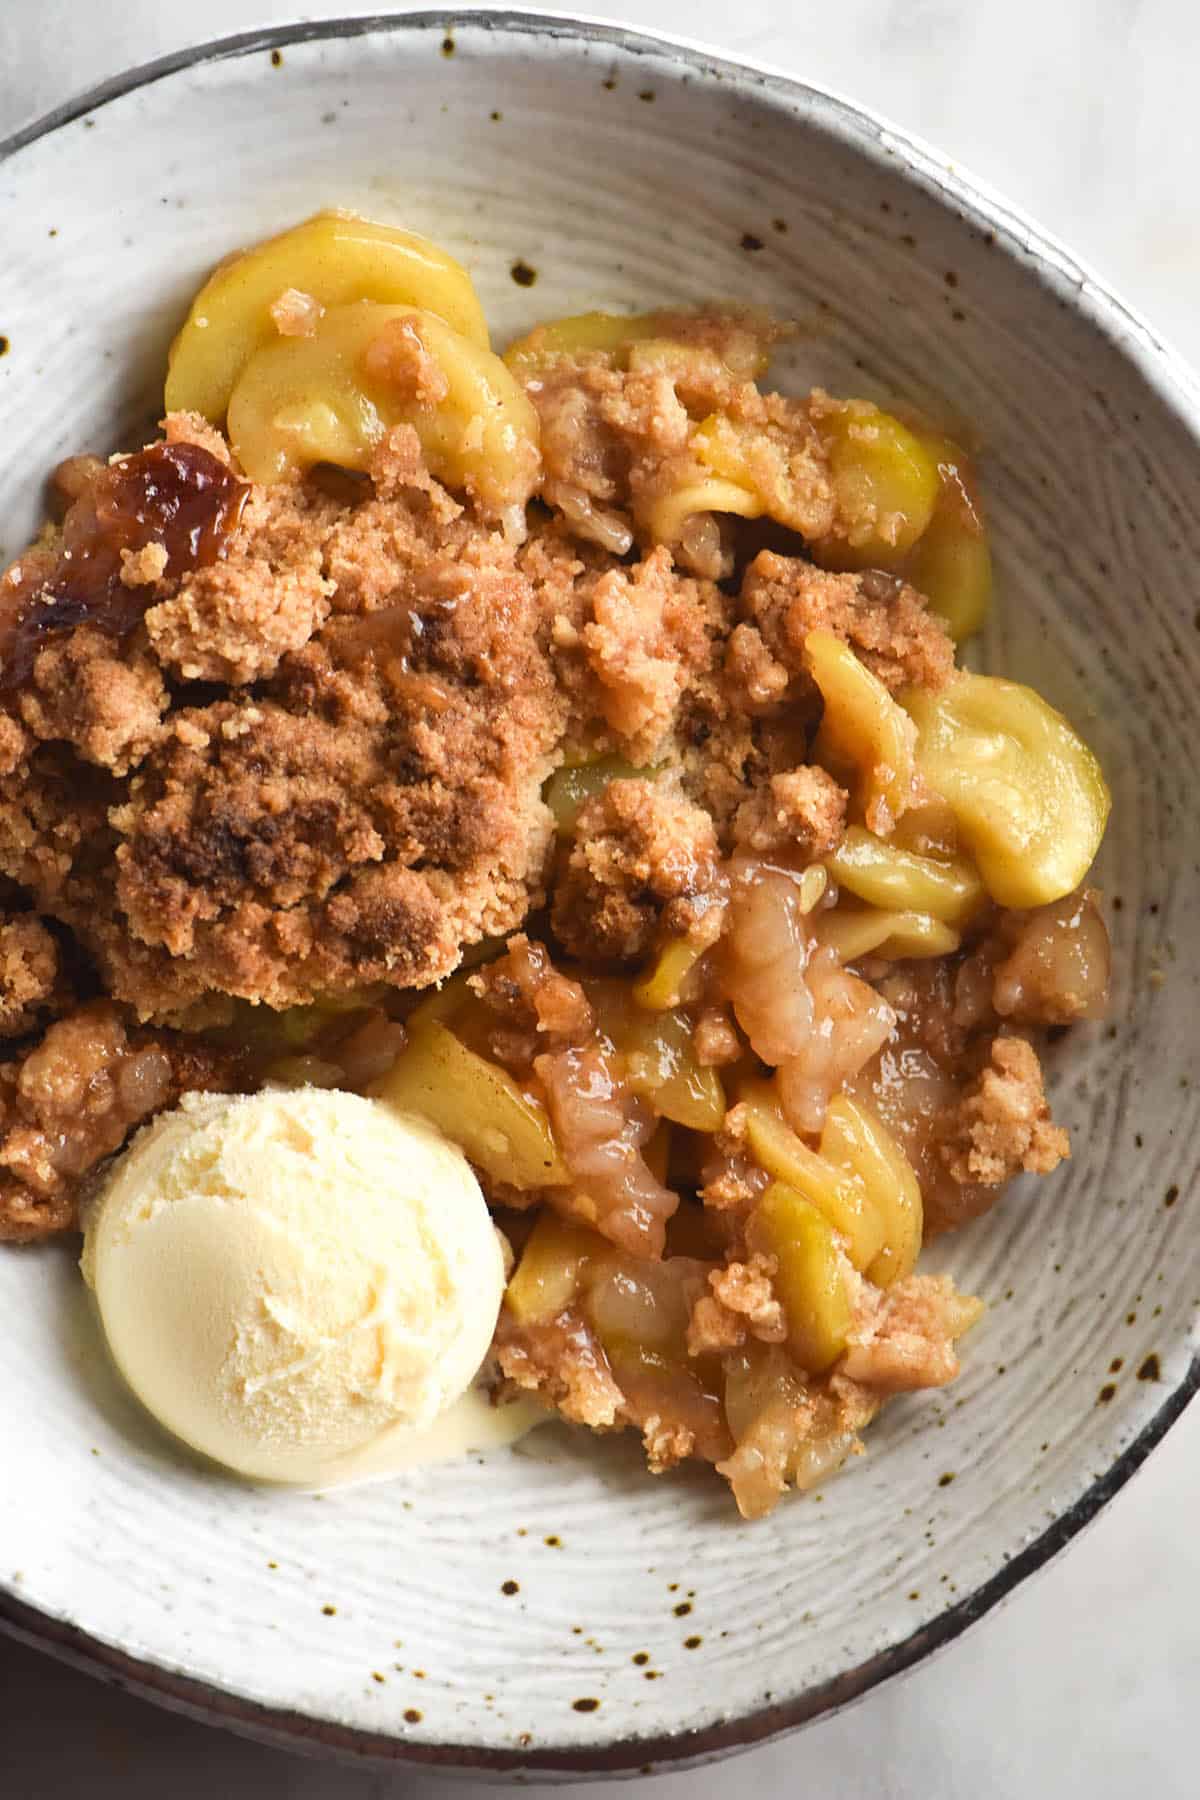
1 11 1198 1779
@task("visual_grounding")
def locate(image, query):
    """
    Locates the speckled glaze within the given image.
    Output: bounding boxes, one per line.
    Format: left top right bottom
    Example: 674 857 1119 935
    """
0 11 1197 1780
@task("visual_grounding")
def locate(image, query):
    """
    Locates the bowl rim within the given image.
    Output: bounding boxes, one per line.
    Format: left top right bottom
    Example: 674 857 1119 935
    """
1 7 1197 1779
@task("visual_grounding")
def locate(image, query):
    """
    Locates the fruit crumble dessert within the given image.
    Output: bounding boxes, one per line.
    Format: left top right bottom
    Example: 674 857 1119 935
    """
0 213 1111 1515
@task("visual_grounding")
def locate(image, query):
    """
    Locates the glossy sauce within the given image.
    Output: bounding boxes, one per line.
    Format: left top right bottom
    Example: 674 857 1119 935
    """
0 442 247 688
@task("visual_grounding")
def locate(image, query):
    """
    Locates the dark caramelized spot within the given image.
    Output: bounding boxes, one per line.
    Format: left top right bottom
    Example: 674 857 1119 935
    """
740 233 764 253
501 1579 519 1595
1138 1354 1161 1382
573 1697 600 1713
0 442 248 689
511 261 538 288
1097 1383 1116 1404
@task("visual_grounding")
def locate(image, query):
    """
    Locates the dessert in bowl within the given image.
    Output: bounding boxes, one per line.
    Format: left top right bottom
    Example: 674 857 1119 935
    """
0 14 1195 1775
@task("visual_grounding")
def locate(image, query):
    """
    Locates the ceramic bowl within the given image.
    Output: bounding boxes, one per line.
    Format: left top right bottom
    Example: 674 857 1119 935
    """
1 10 1197 1779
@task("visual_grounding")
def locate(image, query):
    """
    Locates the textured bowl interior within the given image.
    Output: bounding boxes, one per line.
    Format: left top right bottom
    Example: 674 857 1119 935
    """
1 12 1198 1777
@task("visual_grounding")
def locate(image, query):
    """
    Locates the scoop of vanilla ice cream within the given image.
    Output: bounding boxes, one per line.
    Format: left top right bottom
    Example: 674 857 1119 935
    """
82 1087 506 1483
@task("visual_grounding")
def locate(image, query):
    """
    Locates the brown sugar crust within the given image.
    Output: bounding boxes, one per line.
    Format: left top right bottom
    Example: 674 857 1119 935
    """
731 764 847 859
143 479 338 686
0 422 566 1020
0 915 67 1040
742 551 955 694
551 775 721 961
0 1001 244 1242
577 548 733 761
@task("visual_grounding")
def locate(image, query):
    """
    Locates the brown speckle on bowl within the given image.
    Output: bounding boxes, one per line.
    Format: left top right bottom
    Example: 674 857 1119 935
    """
544 1534 562 1547
740 232 764 252
1165 1185 1180 1208
673 1602 692 1618
772 217 788 233
371 1672 385 1685
908 1590 920 1601
1138 1354 1162 1381
270 49 283 68
684 1636 702 1650
602 75 617 91
0 337 9 358
638 90 655 103
938 1473 956 1488
490 110 503 122
405 1708 423 1724
644 1670 661 1681
511 260 538 288
944 270 959 287
1098 1384 1117 1404
321 1605 336 1617
632 1651 650 1666
501 1580 519 1596
1110 1358 1124 1374
573 1697 600 1713
441 35 455 56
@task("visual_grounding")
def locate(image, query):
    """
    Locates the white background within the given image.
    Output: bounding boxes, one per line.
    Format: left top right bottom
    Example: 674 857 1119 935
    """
1 4 1197 1796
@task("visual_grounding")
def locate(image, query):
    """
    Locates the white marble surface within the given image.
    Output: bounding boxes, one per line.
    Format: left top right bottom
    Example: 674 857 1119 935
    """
0 3 1197 1795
